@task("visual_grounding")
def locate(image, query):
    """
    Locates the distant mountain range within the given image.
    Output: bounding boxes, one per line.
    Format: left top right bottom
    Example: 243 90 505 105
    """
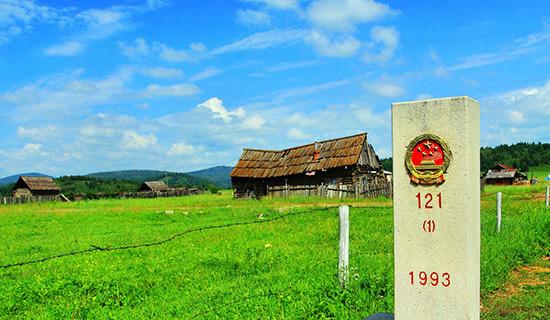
185 166 233 188
0 172 51 186
0 166 234 188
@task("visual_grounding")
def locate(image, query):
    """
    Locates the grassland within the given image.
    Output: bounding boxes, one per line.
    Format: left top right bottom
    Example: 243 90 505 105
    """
0 187 548 319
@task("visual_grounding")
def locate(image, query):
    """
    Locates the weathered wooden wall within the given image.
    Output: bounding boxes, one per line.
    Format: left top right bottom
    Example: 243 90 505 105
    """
232 166 391 199
2 195 61 205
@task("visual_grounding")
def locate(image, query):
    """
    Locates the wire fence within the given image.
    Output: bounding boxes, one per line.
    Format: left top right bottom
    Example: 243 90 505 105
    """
0 205 392 318
0 207 332 269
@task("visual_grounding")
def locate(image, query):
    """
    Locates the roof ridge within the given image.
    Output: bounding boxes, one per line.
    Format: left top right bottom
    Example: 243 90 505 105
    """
242 132 367 153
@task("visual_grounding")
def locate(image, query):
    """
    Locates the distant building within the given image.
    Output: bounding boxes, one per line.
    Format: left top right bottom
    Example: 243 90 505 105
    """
484 163 528 185
12 176 60 198
138 181 170 192
230 133 390 199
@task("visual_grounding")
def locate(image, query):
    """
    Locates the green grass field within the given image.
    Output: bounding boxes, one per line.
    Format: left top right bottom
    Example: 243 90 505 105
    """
0 188 548 319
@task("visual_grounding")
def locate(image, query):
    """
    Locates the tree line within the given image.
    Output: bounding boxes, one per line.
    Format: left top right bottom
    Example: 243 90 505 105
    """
0 174 218 198
380 142 550 173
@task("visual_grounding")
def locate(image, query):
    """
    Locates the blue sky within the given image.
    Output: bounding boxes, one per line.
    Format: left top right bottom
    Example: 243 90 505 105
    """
0 0 549 176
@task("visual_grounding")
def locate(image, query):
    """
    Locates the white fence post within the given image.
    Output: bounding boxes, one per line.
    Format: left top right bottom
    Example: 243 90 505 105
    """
546 186 549 209
496 192 502 232
338 205 350 288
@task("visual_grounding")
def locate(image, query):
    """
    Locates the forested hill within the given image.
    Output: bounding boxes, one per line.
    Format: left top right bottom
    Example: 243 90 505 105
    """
380 142 550 173
480 142 550 172
86 170 214 188
185 166 233 188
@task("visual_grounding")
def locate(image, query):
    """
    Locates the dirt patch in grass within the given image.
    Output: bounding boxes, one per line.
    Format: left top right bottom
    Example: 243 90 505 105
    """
481 256 550 319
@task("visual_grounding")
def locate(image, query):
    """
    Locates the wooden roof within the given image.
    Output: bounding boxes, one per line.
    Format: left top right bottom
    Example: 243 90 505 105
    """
486 163 527 180
231 133 377 178
492 163 515 172
14 176 60 191
140 181 170 192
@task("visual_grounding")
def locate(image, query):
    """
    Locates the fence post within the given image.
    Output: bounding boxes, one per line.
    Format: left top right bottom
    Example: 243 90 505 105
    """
496 192 502 232
546 186 549 209
339 205 350 288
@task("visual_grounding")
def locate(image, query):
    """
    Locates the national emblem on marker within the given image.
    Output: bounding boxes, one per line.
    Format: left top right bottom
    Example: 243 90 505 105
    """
405 133 452 185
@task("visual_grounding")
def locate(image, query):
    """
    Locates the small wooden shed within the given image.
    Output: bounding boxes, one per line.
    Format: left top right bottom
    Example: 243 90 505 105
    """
12 176 60 198
484 163 528 185
138 181 170 192
230 133 390 199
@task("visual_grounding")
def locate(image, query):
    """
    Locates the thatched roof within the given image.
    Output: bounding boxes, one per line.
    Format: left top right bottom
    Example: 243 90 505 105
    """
14 176 60 191
231 133 379 178
139 181 170 192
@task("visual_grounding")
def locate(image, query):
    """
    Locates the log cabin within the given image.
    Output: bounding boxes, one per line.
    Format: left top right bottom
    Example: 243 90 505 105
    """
12 176 60 198
230 133 390 199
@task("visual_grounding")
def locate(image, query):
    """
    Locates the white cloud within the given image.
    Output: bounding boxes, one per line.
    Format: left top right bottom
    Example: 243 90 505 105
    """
211 29 306 55
287 128 310 140
364 81 404 97
265 60 320 72
244 0 300 10
242 114 266 130
1 1 167 47
514 29 550 47
120 30 307 62
17 125 59 140
22 143 43 154
353 104 386 125
121 130 157 149
0 69 131 119
155 41 206 62
0 0 62 44
508 110 525 123
80 125 116 137
434 66 449 78
237 9 271 26
197 97 246 123
307 0 394 32
305 29 360 57
448 48 530 71
118 38 207 62
416 93 433 100
139 67 183 79
481 80 550 145
189 67 221 82
167 142 195 156
363 26 399 64
142 83 200 98
118 38 150 58
44 41 86 56
252 78 352 104
73 8 132 40
0 90 395 176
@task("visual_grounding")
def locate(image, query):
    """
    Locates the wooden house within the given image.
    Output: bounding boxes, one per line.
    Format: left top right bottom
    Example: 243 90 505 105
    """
138 181 170 192
484 163 528 185
12 176 60 198
230 133 390 199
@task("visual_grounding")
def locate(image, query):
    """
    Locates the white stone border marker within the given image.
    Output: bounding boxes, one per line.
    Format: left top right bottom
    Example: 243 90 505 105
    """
392 97 480 320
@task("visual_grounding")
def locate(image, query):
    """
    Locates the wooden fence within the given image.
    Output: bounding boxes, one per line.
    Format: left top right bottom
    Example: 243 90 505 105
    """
1 195 61 205
267 182 391 199
119 188 203 199
1 188 204 205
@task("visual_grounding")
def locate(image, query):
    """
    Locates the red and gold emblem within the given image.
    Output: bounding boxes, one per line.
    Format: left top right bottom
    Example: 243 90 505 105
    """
405 133 452 185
